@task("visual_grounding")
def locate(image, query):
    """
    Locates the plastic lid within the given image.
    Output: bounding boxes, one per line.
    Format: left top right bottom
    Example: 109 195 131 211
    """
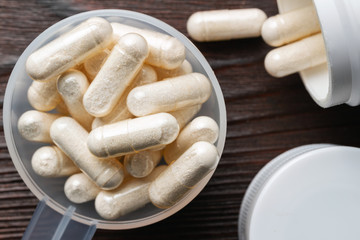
239 144 360 240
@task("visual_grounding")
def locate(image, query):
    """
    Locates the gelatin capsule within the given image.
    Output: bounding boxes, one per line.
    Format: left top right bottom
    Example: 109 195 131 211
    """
265 33 326 78
87 113 179 158
28 77 61 111
64 173 101 204
149 141 218 208
50 117 125 190
262 5 321 47
83 33 149 117
127 72 211 117
187 9 267 42
31 145 79 177
18 110 62 143
57 69 93 130
26 17 113 81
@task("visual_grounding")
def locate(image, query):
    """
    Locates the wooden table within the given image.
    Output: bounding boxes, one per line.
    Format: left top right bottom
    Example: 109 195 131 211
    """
1 0 360 239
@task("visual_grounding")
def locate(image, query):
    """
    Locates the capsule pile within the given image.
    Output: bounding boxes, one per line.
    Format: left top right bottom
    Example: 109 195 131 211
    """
18 17 220 219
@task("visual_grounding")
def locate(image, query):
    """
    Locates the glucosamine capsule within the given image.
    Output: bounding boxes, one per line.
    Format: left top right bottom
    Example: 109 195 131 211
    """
95 165 166 220
169 104 202 129
91 64 157 129
18 110 62 143
164 116 219 164
64 173 101 204
124 150 162 178
187 8 267 42
26 17 113 82
83 49 110 80
154 59 193 81
28 77 61 111
261 5 321 47
57 69 93 131
265 33 326 78
83 33 149 117
127 72 211 117
50 117 124 190
149 141 218 208
31 145 79 177
87 113 179 158
111 22 185 69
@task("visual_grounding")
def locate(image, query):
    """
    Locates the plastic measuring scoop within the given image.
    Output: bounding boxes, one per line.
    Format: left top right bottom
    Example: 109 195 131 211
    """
23 197 96 240
3 9 226 238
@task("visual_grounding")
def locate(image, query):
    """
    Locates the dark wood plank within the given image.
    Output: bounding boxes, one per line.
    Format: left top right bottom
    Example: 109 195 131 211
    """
1 0 360 239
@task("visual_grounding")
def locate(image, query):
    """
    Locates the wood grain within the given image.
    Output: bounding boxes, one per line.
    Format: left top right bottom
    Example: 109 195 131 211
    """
1 0 360 239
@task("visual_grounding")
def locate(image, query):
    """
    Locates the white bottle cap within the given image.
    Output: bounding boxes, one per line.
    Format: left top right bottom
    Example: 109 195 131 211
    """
276 0 360 108
239 144 360 240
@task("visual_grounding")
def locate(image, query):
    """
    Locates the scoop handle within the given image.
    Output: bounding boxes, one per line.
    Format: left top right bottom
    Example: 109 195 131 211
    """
22 197 97 240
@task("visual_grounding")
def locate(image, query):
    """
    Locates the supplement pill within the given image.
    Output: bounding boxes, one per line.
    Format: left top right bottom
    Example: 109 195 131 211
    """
164 116 219 164
95 165 166 220
57 69 93 130
124 150 162 178
262 5 321 47
18 110 62 143
31 145 79 177
265 33 326 78
83 33 149 117
50 117 124 190
26 17 112 81
64 173 101 203
187 8 267 42
91 64 157 129
87 113 179 158
127 73 211 117
149 141 218 208
28 77 61 111
111 22 185 69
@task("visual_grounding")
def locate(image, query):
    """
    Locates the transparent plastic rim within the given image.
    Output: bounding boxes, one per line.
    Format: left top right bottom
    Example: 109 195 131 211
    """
3 9 227 229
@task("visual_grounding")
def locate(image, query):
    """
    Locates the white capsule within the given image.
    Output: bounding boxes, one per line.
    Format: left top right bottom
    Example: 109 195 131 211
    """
95 165 166 220
18 110 62 143
31 145 79 177
111 22 185 69
57 69 93 131
124 150 162 178
149 141 218 208
83 49 110 80
262 5 321 47
91 64 157 129
169 104 202 129
265 33 326 78
187 8 267 42
26 17 113 81
87 113 179 158
64 173 101 204
127 72 211 117
154 59 193 80
50 117 124 190
28 77 61 111
164 116 219 164
83 33 149 117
